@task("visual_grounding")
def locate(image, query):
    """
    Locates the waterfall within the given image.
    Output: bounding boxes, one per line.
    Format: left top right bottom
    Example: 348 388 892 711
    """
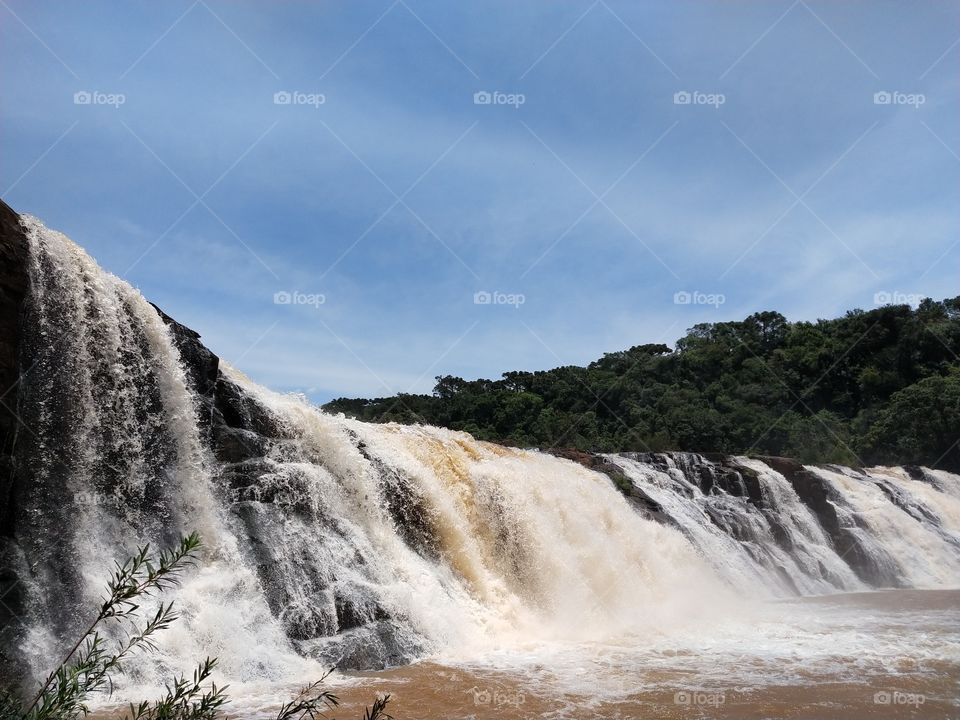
804 465 960 588
206 367 730 665
13 217 315 690
5 215 960 697
606 453 960 595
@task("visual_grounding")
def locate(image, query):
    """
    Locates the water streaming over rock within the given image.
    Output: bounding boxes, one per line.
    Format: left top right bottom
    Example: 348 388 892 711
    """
3 216 959 698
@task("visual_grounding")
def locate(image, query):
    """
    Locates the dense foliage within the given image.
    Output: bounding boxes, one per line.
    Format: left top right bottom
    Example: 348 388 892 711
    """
325 298 960 470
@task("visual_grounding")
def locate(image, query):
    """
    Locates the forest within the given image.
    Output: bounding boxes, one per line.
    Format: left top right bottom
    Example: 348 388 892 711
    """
324 298 960 470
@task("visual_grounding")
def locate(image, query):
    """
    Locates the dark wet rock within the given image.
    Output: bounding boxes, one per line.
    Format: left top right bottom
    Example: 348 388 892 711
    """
903 465 926 482
736 463 764 504
232 501 334 632
298 620 422 670
212 376 285 439
373 460 441 561
220 460 279 499
281 599 337 641
334 590 389 632
904 465 953 493
0 200 29 537
545 448 668 518
231 500 399 667
213 425 269 464
149 303 219 422
0 201 31 689
767 515 795 552
762 457 902 587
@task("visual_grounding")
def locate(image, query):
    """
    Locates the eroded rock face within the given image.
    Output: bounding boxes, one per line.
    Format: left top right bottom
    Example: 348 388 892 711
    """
144 308 422 668
0 204 422 685
0 201 29 527
760 457 896 587
545 448 668 518
563 450 941 592
0 200 31 685
149 303 220 418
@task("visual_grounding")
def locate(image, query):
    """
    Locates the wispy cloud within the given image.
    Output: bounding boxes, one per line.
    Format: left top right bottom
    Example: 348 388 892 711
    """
2 1 957 402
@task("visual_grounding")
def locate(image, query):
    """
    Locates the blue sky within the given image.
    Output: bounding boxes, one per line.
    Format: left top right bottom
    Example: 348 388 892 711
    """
2 1 958 403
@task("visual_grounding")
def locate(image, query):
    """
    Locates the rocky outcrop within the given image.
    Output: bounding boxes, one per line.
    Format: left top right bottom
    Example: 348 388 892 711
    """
1 202 432 683
552 448 917 589
0 200 31 686
0 203 261 688
760 457 898 586
545 448 667 517
149 303 220 419
0 199 29 539
627 452 764 503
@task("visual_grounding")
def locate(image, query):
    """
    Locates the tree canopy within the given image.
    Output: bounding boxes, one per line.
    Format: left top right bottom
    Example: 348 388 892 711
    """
324 298 960 470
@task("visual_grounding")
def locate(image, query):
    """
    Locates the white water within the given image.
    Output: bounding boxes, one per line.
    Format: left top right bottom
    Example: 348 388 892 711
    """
10 216 960 713
220 370 736 661
603 454 781 592
807 465 960 588
606 454 867 596
18 217 316 690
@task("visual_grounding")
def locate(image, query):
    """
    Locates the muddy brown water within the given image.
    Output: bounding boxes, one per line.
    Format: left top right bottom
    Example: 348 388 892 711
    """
90 589 959 720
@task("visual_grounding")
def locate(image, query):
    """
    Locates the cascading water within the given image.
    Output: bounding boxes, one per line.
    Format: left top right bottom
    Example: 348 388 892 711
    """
3 215 960 714
607 453 960 596
804 465 960 588
12 217 315 690
8 216 732 692
605 454 869 596
207 367 732 666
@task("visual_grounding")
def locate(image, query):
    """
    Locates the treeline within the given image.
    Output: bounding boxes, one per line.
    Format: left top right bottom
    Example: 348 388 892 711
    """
324 298 960 470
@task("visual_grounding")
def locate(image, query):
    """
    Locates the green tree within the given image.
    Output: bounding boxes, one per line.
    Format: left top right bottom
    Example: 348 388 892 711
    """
323 296 960 468
864 371 960 468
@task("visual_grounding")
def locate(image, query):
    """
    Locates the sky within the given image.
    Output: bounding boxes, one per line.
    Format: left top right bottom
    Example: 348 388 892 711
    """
2 1 958 404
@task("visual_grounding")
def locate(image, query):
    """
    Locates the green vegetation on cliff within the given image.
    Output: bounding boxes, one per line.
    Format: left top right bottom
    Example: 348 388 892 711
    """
325 298 960 470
